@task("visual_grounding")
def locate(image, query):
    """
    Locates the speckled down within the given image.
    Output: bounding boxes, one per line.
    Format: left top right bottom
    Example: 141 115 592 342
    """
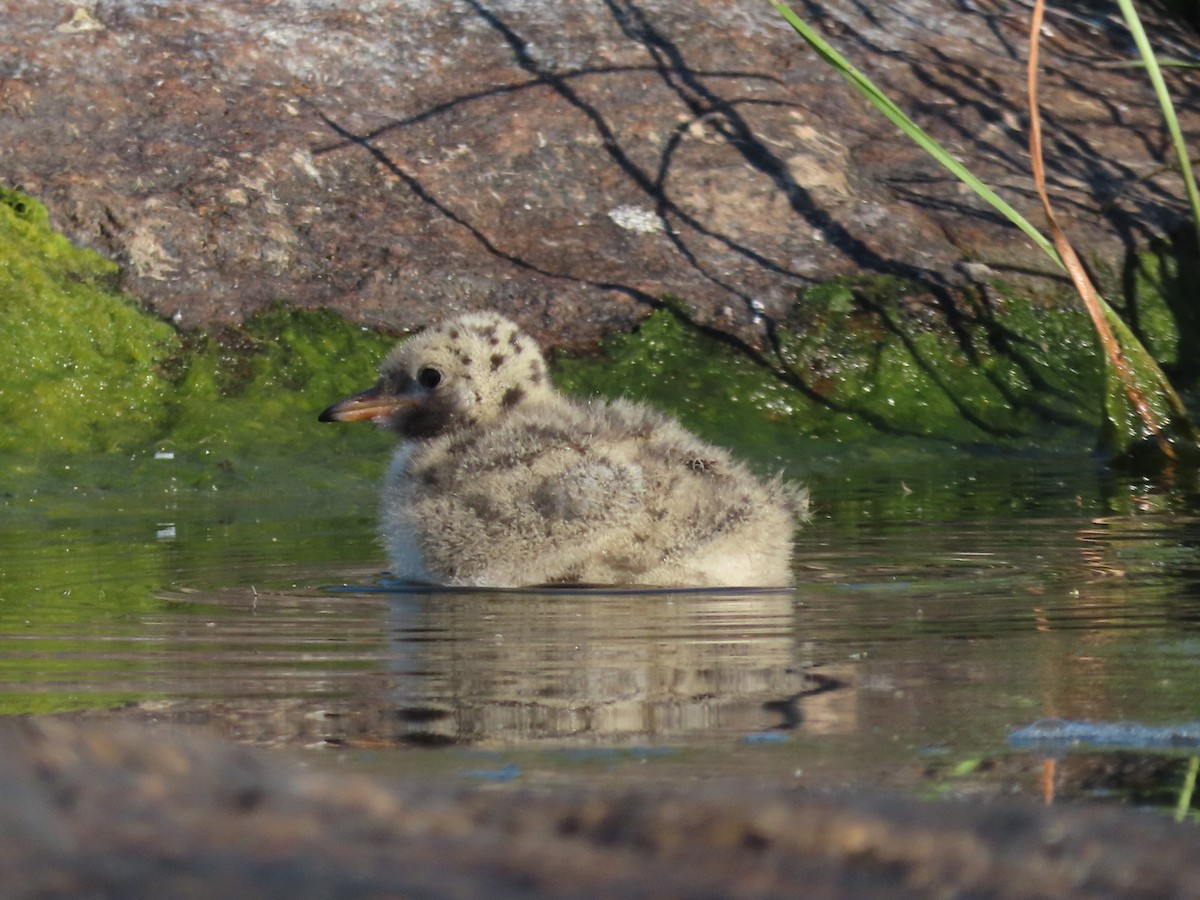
330 313 806 586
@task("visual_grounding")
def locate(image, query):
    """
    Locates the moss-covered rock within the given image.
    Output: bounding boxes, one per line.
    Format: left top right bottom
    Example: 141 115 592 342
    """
153 306 396 488
0 187 396 494
781 277 1105 444
1099 229 1200 381
0 188 178 456
555 282 1107 463
3 183 1194 491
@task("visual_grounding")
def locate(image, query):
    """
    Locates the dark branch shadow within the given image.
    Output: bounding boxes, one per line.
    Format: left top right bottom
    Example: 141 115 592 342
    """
309 0 1195 444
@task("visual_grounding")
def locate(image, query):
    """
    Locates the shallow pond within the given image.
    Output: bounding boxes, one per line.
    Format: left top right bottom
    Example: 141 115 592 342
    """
4 450 1200 806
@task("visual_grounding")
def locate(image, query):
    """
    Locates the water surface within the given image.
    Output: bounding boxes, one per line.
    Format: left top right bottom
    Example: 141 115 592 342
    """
4 452 1200 800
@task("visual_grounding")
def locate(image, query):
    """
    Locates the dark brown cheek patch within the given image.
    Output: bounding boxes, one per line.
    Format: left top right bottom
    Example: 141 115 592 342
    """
490 353 507 371
400 400 455 438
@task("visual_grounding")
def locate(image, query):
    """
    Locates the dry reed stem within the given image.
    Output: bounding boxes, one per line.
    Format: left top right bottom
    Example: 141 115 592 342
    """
1027 0 1176 458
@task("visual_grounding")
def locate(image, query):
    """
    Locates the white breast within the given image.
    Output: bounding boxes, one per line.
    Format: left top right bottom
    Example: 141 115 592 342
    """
379 444 435 583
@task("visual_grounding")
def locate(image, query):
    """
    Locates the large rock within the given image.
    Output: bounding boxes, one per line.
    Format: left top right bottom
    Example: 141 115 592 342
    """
2 1 1196 346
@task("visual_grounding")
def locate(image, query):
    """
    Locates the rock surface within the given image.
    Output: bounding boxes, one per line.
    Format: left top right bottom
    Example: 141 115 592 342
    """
4 716 1200 899
2 1 1198 346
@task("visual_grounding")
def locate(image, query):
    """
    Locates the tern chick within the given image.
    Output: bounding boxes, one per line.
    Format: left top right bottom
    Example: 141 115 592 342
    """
320 312 806 587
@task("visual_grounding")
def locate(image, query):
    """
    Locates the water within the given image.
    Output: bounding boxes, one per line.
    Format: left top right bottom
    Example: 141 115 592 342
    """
5 451 1200 799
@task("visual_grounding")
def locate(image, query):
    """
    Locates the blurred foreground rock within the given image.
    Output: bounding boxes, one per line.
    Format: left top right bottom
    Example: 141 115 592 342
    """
2 1 1198 347
3 716 1200 898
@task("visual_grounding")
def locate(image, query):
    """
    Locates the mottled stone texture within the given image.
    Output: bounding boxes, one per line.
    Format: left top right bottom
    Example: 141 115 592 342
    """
3 717 1200 898
2 1 1197 346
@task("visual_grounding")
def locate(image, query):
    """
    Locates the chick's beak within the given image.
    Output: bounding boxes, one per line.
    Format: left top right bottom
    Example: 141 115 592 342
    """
318 383 415 424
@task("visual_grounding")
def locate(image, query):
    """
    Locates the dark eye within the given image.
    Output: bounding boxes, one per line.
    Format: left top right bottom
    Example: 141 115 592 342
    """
417 367 442 389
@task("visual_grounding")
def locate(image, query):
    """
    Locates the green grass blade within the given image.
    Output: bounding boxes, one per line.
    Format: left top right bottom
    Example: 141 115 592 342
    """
1108 57 1200 69
773 2 1061 267
1113 0 1200 259
1177 755 1199 823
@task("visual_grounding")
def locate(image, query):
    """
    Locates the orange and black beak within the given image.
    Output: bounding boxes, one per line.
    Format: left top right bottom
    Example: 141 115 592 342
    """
318 383 416 425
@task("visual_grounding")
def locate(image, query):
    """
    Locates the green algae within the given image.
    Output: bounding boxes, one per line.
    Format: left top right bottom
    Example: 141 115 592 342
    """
1100 231 1200 379
0 186 396 495
0 188 178 457
152 306 396 491
0 183 1182 492
781 278 1104 443
555 282 1107 469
